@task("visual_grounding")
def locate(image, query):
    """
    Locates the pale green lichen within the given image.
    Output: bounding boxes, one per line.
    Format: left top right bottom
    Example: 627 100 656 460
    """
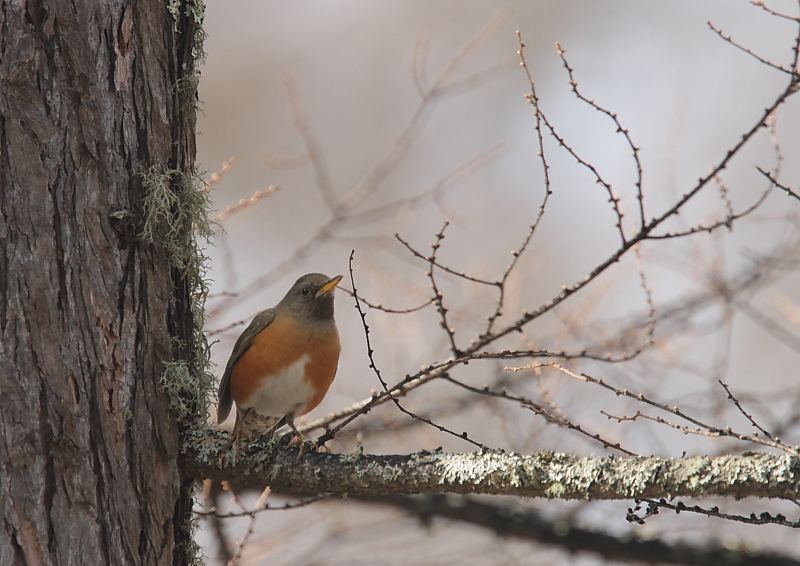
341 445 365 464
545 482 566 498
140 165 212 271
439 451 532 491
776 454 800 485
159 360 209 423
167 0 206 53
609 457 656 497
140 164 214 423
176 510 203 566
167 0 207 109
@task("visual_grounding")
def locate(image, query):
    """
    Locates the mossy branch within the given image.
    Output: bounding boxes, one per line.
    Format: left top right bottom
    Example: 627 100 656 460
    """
184 428 800 500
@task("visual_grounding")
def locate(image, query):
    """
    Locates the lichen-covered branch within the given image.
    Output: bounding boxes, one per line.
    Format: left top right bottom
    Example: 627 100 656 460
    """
184 429 800 500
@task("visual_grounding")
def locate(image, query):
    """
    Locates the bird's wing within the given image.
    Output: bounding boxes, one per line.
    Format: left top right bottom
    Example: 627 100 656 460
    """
216 308 275 423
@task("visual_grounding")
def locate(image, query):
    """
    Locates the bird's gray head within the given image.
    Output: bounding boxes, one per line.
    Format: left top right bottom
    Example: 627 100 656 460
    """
279 272 343 322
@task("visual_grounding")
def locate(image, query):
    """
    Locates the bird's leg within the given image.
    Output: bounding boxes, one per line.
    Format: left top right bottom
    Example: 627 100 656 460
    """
225 408 251 464
285 414 304 442
284 414 311 460
232 418 241 462
265 416 284 438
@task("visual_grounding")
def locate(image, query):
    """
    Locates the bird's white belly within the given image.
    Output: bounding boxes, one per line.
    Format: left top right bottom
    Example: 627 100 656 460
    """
240 354 313 417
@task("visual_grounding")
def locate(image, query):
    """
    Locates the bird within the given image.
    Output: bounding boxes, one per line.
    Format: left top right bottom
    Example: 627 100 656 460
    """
216 273 343 452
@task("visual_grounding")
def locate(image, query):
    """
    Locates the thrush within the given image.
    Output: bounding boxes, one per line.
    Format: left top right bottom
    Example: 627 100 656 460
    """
216 273 342 452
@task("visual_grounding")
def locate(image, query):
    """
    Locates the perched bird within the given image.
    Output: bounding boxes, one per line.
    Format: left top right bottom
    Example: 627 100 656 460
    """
217 273 343 449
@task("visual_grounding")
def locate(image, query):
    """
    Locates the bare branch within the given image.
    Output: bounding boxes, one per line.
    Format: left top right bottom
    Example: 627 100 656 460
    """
282 75 340 212
534 99 628 245
337 285 433 315
370 495 800 566
707 20 797 75
752 1 800 24
212 185 279 223
470 73 798 352
481 32 556 336
194 496 325 519
205 156 237 190
346 250 482 447
442 374 638 456
758 167 800 201
551 364 797 454
426 222 462 356
395 231 498 287
636 497 800 529
718 380 775 439
555 41 645 230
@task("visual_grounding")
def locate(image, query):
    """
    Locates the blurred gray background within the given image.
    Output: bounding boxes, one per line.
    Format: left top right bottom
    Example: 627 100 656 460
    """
197 1 800 563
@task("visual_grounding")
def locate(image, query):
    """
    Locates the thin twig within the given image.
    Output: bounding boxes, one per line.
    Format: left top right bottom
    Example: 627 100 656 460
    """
195 496 326 519
337 285 433 314
212 185 279 223
758 167 800 201
482 32 556 336
344 250 483 447
707 20 796 75
751 0 800 23
555 41 645 231
206 156 237 191
634 497 800 528
426 222 462 355
718 380 775 439
395 232 498 287
557 363 797 454
443 374 637 456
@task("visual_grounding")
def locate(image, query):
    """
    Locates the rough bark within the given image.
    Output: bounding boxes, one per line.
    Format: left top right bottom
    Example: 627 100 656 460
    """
0 1 200 564
186 430 800 500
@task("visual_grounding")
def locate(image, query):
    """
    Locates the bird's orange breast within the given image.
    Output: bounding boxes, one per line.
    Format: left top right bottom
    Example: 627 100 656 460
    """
229 313 340 416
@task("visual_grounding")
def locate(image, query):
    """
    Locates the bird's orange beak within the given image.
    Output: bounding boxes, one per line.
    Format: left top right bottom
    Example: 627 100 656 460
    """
316 275 343 298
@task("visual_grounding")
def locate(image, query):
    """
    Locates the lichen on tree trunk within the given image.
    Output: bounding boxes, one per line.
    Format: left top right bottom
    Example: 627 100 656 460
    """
0 1 205 564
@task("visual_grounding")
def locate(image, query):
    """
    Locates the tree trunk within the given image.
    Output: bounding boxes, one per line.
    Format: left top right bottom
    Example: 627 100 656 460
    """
0 1 202 564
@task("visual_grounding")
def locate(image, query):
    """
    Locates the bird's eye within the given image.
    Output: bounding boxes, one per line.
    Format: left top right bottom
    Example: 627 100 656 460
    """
301 287 311 297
